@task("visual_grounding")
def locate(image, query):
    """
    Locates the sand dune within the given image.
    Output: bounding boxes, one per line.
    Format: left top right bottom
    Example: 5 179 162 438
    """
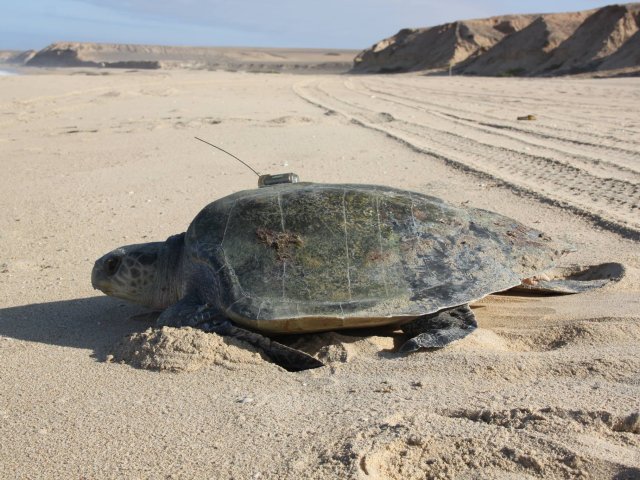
0 49 36 65
458 13 591 76
20 42 357 73
0 70 638 478
354 3 640 77
599 28 640 72
537 4 640 75
353 15 536 73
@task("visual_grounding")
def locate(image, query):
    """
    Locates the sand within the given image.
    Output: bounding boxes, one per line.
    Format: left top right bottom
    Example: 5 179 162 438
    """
0 69 639 479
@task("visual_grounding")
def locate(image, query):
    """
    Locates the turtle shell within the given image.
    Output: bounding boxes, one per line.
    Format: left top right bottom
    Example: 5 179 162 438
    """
184 183 561 333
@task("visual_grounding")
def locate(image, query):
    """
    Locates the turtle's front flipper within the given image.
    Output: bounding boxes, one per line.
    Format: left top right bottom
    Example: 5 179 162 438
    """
156 295 204 328
399 305 477 353
516 262 625 295
157 300 324 372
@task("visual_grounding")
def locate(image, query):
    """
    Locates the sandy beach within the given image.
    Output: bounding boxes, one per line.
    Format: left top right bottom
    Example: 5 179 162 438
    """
0 69 639 479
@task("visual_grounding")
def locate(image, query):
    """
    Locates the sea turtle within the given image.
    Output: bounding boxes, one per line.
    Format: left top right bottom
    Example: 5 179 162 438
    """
91 181 609 371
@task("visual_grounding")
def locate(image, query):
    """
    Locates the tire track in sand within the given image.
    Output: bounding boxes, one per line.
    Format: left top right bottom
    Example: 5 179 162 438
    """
356 80 640 179
370 78 640 148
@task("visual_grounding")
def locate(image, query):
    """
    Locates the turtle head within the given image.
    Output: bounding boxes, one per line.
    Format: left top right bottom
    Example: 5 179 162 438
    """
92 233 185 309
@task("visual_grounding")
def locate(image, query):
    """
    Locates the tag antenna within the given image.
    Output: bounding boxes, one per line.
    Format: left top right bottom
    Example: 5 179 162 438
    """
194 136 260 177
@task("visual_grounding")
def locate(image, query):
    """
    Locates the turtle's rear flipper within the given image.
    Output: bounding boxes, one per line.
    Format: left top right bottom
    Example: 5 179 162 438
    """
199 317 324 372
515 262 625 295
399 304 477 353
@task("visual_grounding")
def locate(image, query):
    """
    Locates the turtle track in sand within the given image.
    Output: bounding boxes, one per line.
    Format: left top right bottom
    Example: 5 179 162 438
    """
309 328 640 479
334 408 640 480
293 77 640 239
354 81 640 180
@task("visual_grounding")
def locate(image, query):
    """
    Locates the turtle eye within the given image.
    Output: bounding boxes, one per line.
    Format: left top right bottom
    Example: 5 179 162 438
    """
104 256 121 276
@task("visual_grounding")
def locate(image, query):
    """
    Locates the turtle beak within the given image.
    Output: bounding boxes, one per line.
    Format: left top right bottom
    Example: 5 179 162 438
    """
91 260 107 292
91 264 101 290
91 252 120 293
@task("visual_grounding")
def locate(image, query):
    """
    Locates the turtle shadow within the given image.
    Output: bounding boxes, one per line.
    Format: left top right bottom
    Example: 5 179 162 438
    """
0 296 149 361
0 296 411 367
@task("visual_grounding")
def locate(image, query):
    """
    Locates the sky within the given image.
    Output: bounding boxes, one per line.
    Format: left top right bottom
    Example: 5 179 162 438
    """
0 0 611 51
